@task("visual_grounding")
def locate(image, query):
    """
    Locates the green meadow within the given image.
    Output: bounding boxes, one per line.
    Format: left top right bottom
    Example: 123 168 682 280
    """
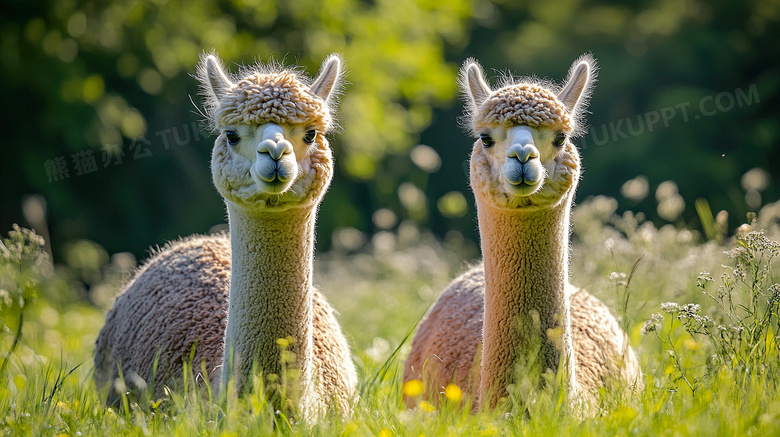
2 195 779 435
2 1 778 434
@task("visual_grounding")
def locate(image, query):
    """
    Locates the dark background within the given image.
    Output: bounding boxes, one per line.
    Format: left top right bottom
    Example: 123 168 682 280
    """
1 0 777 260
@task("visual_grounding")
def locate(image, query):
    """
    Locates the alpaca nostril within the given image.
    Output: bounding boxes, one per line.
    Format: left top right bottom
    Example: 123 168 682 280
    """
258 139 294 161
507 144 539 163
279 141 293 156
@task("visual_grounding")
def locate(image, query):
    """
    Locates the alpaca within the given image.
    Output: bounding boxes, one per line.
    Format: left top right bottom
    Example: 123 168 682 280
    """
94 53 357 418
404 55 642 411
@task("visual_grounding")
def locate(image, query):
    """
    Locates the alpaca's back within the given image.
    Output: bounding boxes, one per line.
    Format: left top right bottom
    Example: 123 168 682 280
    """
403 267 485 403
569 286 643 406
95 235 230 405
94 234 356 410
404 264 643 407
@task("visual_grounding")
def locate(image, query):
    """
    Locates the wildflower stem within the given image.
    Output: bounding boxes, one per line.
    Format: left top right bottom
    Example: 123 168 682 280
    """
0 304 23 382
0 261 25 384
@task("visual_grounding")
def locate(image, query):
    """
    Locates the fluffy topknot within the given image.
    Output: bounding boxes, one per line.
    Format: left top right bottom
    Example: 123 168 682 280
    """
460 54 598 138
216 71 330 131
474 84 573 132
197 53 344 134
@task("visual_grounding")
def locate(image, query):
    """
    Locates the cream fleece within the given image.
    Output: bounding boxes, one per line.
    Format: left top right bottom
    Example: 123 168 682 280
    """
94 233 357 413
95 53 357 418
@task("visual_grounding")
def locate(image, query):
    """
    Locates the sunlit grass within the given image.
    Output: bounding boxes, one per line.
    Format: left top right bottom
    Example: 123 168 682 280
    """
2 197 780 435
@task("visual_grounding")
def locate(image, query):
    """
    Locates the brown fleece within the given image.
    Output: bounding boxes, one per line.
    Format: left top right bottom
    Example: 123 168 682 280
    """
476 187 573 408
404 267 643 408
404 55 642 412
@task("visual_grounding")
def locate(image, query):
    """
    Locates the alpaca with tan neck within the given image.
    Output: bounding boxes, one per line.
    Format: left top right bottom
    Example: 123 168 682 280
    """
94 53 356 418
404 55 642 411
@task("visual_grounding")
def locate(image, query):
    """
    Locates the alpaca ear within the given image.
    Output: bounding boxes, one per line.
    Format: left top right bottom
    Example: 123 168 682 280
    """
558 54 597 114
310 54 344 102
460 59 492 107
201 54 233 101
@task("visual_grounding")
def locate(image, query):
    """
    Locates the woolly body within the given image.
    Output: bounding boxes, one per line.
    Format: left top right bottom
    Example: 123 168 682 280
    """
94 234 355 412
95 53 356 417
403 266 642 408
404 55 641 410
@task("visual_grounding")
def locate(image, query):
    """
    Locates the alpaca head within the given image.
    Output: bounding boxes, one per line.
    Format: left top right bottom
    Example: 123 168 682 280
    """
462 55 596 210
198 53 344 212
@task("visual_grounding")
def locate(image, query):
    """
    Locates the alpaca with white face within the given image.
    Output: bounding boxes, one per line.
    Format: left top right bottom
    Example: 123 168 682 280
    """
404 55 642 411
95 53 356 419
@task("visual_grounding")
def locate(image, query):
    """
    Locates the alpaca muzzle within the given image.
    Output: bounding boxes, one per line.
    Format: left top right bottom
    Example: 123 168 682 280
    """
250 125 298 192
251 152 298 196
504 143 543 194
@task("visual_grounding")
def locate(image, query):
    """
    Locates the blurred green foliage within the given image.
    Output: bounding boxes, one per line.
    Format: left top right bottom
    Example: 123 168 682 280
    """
0 0 778 258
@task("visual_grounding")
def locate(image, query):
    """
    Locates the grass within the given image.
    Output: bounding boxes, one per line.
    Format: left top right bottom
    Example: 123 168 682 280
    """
2 197 780 435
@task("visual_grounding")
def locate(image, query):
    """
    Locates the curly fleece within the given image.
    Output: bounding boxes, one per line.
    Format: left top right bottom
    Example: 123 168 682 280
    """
404 56 641 413
403 268 643 409
405 142 642 410
216 71 332 132
94 234 356 413
95 55 356 418
474 84 573 132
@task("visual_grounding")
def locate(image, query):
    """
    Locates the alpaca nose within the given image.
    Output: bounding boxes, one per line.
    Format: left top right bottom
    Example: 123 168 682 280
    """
257 139 293 161
507 144 539 163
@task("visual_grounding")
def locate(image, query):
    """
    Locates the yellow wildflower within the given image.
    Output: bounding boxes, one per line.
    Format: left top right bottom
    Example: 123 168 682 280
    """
403 379 424 397
444 384 462 403
419 401 436 412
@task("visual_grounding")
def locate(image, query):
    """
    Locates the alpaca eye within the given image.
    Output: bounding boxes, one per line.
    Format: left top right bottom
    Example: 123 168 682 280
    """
553 133 567 148
303 129 317 144
225 131 240 146
480 133 495 148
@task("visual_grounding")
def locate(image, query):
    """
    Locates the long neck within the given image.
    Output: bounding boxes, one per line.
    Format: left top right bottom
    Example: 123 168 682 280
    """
477 196 574 408
221 203 317 403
